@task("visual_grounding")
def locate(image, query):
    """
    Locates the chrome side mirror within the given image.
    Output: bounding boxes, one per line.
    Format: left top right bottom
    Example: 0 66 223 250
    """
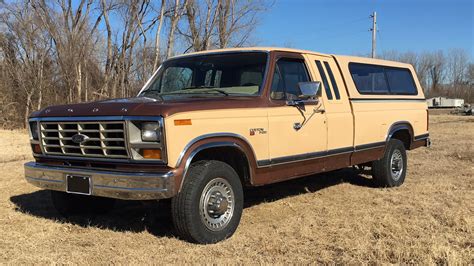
287 81 321 106
298 81 321 99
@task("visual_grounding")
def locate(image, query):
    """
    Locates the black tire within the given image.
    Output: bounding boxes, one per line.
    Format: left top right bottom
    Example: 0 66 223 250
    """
372 139 407 187
50 191 116 217
171 160 244 244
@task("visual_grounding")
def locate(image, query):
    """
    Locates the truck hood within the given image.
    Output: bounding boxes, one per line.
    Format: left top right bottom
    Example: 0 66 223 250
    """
30 96 265 118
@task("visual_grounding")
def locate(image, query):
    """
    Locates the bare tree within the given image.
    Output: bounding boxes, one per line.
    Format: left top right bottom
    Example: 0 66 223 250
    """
31 0 103 103
427 50 446 93
0 0 274 128
0 0 53 126
469 64 474 85
446 48 469 85
153 0 166 70
99 0 116 98
166 0 183 58
216 0 266 48
180 0 268 52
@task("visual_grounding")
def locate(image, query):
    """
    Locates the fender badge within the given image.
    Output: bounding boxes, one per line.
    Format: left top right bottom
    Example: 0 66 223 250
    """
250 128 267 136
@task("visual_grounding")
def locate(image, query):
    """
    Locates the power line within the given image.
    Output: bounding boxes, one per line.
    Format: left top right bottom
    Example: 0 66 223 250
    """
310 16 368 34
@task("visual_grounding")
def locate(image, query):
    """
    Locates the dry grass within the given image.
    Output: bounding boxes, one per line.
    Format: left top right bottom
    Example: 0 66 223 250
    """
0 115 472 264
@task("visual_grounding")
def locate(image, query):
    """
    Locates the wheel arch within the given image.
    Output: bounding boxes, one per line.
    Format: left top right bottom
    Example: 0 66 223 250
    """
386 121 414 150
175 133 257 192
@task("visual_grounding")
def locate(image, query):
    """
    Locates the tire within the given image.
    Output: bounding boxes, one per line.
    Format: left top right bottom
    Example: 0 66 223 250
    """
372 139 407 187
171 160 244 244
50 191 116 217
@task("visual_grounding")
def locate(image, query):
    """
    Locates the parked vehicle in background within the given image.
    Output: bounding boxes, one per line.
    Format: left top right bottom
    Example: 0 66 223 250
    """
25 47 430 243
427 97 465 108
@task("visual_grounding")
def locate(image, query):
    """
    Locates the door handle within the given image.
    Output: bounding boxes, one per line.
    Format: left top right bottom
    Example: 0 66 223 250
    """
314 108 325 114
293 122 302 130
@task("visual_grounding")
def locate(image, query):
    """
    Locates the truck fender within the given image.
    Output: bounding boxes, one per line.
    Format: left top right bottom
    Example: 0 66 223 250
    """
174 133 258 192
386 121 414 148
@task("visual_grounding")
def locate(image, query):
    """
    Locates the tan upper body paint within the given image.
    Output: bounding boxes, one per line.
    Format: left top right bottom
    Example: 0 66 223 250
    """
163 48 428 172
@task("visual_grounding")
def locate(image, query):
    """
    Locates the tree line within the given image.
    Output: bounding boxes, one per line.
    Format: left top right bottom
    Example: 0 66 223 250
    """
379 49 473 103
0 0 268 127
0 1 472 128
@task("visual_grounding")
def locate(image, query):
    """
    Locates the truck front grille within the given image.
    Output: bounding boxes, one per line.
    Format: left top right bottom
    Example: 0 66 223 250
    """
39 121 129 159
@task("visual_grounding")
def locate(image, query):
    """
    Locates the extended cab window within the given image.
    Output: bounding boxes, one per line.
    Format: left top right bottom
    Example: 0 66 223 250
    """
349 63 417 95
270 59 309 100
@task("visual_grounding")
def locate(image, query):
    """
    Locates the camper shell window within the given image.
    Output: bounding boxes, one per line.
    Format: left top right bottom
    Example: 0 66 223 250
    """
349 63 418 95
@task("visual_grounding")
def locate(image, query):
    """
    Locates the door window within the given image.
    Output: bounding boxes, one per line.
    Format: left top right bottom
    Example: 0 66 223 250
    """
270 59 309 100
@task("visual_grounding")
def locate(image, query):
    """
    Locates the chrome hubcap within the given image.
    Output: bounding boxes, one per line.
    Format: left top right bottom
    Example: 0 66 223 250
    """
199 178 235 231
390 149 403 181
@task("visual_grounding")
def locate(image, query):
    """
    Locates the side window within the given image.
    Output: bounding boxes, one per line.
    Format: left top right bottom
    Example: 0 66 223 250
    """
270 59 309 100
204 69 222 87
323 62 341 100
240 66 264 95
349 63 389 94
315 61 333 100
385 68 417 95
161 67 192 92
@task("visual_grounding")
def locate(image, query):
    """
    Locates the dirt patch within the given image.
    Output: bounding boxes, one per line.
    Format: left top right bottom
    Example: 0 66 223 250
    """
0 115 473 264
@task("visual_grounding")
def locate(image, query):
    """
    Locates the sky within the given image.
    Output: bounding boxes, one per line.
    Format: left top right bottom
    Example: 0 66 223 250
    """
255 0 473 58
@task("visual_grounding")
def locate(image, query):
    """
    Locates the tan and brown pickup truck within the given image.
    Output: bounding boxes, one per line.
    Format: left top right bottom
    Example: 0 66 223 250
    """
25 47 430 243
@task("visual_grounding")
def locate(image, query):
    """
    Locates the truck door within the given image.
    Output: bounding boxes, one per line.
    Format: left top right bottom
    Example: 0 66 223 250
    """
266 53 327 166
305 54 354 171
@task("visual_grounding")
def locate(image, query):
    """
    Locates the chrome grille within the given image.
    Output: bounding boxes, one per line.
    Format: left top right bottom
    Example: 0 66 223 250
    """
40 121 129 158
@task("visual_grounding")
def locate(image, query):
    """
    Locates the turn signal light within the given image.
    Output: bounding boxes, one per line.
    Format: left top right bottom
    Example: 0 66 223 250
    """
31 144 42 154
174 119 192 126
142 149 162 159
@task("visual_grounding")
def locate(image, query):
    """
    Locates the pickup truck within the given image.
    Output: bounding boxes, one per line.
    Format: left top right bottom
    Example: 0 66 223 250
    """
25 47 430 244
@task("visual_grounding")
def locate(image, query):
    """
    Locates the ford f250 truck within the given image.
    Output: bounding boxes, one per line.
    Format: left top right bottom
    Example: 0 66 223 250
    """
25 47 430 243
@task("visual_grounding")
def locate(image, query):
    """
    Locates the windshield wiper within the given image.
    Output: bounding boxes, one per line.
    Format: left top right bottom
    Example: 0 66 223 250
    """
141 90 164 101
181 86 229 96
167 86 230 96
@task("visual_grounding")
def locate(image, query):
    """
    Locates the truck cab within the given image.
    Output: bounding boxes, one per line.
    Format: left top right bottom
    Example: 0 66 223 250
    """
25 47 430 243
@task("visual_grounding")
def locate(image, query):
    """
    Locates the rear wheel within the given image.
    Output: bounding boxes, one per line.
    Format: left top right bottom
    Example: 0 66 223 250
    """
50 191 116 217
171 160 243 244
372 139 407 187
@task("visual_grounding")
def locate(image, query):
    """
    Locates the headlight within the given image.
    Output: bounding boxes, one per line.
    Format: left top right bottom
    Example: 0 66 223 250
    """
141 122 160 142
29 121 39 140
128 118 165 162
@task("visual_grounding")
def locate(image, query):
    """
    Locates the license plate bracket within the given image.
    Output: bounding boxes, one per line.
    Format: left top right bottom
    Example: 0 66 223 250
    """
66 175 91 195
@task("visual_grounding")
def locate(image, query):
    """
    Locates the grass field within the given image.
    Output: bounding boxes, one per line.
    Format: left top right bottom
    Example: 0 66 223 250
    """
0 115 472 264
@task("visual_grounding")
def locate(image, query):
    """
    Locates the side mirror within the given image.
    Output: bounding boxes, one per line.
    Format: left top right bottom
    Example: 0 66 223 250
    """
287 81 321 106
298 81 321 99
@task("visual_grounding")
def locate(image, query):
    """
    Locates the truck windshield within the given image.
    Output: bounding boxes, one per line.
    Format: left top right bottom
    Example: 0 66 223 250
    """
139 52 268 99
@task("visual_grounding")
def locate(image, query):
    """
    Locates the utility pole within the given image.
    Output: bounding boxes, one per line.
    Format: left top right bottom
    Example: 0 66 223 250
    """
370 11 377 58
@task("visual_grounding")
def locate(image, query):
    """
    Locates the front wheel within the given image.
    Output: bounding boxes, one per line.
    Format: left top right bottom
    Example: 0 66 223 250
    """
372 139 407 187
171 160 243 244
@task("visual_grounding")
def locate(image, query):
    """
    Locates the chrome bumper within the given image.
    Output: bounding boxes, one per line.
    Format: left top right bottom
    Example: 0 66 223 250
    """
24 162 175 200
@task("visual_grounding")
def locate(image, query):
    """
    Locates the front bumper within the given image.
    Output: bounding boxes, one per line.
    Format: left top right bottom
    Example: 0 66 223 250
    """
24 162 175 200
